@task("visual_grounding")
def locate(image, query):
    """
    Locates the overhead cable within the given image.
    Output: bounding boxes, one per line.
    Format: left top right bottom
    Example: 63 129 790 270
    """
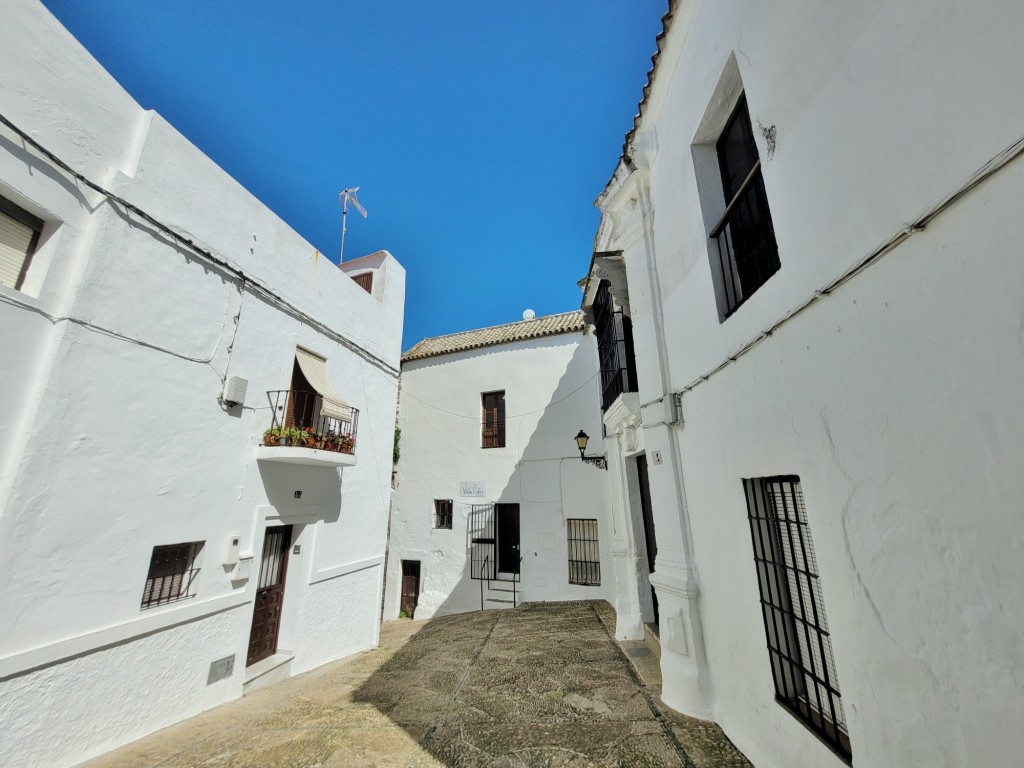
0 111 399 378
675 130 1024 399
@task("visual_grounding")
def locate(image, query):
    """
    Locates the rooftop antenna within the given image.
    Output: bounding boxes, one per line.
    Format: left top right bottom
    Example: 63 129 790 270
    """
339 187 367 263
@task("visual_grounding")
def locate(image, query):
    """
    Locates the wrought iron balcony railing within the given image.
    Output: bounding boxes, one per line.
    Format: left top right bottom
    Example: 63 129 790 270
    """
261 389 358 455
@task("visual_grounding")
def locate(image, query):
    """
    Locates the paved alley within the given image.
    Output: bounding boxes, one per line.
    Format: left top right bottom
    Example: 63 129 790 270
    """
83 602 751 767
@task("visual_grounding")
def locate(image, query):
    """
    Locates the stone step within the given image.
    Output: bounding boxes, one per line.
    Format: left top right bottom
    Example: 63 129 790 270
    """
485 598 515 604
643 623 661 661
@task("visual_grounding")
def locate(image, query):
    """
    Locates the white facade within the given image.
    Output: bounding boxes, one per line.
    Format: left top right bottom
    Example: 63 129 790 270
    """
385 314 615 620
0 3 405 767
588 1 1024 767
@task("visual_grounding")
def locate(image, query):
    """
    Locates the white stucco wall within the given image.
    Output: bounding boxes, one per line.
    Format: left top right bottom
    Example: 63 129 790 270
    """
386 329 615 620
595 1 1024 766
0 2 405 766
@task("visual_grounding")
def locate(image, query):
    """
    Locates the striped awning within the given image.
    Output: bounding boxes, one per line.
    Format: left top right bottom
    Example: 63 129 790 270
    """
295 348 353 422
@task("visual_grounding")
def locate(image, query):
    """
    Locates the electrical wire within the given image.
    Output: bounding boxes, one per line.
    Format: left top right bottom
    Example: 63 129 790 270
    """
0 290 227 370
0 111 400 379
673 130 1024 400
376 365 602 420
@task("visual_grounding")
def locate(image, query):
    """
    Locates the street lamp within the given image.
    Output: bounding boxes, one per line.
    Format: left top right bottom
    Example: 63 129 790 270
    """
574 429 607 470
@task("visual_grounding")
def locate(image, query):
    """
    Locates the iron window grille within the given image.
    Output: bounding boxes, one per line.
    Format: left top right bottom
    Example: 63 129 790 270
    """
434 499 453 529
709 96 780 319
593 280 638 411
0 194 44 292
744 476 851 762
566 519 601 586
469 503 496 580
141 542 202 609
481 391 505 448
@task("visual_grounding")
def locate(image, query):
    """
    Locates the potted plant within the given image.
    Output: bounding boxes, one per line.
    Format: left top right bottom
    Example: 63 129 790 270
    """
339 435 355 454
302 426 317 447
321 431 337 451
263 426 282 446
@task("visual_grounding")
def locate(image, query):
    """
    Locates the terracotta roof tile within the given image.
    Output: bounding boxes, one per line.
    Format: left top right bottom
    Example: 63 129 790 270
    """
402 311 586 363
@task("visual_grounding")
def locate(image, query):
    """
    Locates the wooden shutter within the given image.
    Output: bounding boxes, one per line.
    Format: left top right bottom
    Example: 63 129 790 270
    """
352 272 373 293
0 208 40 290
482 391 505 448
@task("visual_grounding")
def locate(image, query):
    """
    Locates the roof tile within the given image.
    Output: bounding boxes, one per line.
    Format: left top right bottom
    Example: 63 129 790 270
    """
402 311 586 363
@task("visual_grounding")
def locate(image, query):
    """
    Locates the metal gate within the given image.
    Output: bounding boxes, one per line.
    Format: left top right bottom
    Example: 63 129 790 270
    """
469 503 496 580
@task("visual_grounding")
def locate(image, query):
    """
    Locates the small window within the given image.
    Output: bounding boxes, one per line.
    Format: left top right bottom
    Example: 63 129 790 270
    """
352 272 373 293
567 519 601 586
744 477 850 762
481 391 505 448
434 499 453 529
0 195 44 292
709 95 780 318
141 542 203 609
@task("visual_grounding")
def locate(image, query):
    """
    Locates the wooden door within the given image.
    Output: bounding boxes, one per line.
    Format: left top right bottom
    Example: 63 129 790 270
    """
496 503 520 574
247 525 292 666
400 560 420 617
636 455 659 627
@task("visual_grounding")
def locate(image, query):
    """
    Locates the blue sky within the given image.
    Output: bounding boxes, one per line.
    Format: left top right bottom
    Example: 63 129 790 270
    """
42 1 665 350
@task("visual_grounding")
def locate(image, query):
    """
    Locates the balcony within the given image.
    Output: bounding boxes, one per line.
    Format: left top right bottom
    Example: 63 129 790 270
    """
256 389 359 468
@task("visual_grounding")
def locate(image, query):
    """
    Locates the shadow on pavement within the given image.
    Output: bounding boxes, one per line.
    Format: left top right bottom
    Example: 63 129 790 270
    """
355 601 752 767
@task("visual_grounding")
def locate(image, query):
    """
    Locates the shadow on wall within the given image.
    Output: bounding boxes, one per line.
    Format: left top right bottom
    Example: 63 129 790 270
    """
256 461 343 523
420 336 609 619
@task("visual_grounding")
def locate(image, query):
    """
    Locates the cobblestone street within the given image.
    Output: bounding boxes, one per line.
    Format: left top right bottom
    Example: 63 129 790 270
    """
83 602 750 767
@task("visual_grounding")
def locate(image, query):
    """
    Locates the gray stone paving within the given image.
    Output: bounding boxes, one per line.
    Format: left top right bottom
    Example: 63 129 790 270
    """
83 601 751 767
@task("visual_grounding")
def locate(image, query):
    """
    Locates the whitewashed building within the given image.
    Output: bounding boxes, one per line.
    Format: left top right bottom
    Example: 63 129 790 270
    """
384 312 616 619
585 1 1024 767
0 3 404 767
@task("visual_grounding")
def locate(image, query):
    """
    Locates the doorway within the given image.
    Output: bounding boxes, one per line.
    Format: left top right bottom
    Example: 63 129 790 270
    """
496 503 520 574
400 560 421 617
247 525 292 666
636 455 659 628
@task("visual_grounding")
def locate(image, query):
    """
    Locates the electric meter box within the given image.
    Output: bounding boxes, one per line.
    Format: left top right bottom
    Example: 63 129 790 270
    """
223 376 248 407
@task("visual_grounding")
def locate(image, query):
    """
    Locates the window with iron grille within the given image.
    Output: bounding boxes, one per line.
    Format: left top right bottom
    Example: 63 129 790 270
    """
434 498 453 529
481 391 505 448
709 95 780 319
141 542 203 609
0 194 44 292
593 280 638 411
566 519 601 586
743 476 851 762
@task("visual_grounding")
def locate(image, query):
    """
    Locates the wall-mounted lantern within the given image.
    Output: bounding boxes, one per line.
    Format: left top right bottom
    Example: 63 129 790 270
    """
574 430 608 470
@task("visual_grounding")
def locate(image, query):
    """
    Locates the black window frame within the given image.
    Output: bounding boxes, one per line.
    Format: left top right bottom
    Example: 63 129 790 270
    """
709 95 780 320
593 280 638 411
566 518 601 586
744 476 851 762
0 194 44 292
481 390 505 448
434 498 453 529
140 541 203 610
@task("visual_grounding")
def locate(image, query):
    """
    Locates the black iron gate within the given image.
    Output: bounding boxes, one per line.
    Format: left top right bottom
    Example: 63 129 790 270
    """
469 503 496 580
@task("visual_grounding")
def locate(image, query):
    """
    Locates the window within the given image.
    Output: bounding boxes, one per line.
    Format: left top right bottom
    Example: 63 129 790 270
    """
593 280 638 411
434 499 453 529
141 542 203 609
0 195 43 291
744 477 850 761
709 95 780 318
351 272 373 293
566 519 601 586
481 391 505 448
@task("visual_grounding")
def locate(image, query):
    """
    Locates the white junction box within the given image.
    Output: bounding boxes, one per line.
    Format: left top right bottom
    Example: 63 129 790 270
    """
223 376 248 407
